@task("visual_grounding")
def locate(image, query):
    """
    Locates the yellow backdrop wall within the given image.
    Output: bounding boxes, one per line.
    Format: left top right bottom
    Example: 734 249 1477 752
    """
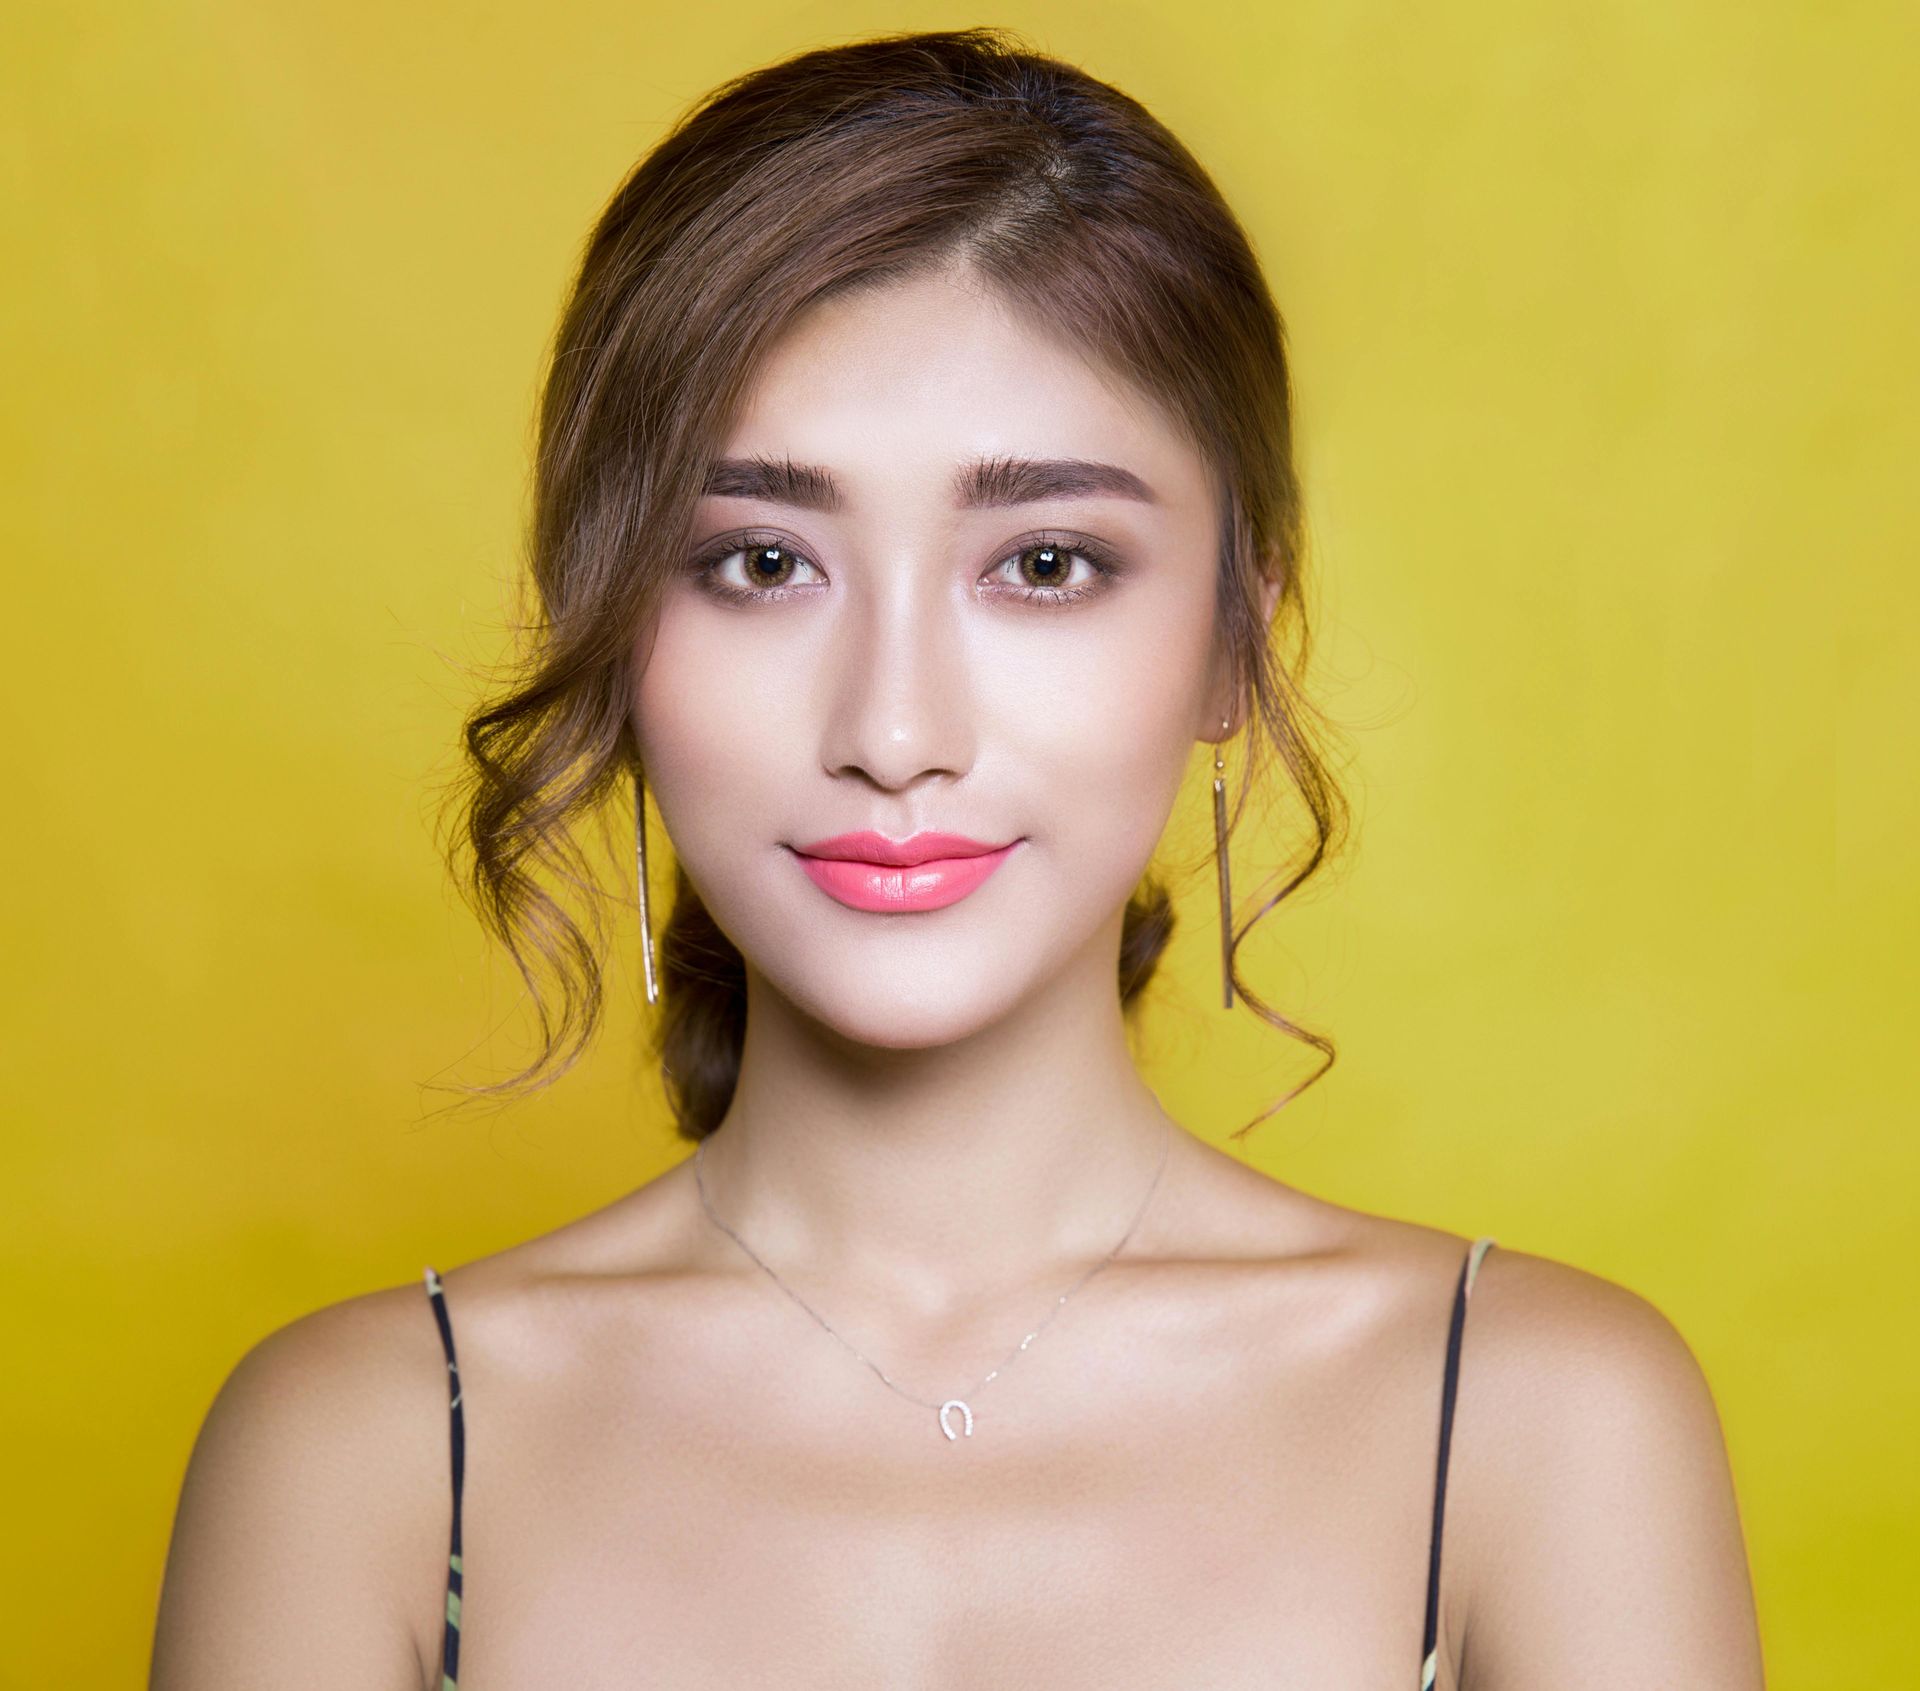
4 3 1909 1682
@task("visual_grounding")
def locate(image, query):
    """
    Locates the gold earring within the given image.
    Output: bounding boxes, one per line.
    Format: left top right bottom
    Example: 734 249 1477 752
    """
1212 715 1235 1009
635 765 659 1005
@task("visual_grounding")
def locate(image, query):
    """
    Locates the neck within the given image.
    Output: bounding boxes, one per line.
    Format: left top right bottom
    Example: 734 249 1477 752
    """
690 945 1182 1317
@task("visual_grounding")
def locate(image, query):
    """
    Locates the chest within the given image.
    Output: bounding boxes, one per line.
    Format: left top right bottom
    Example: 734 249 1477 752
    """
442 1336 1455 1690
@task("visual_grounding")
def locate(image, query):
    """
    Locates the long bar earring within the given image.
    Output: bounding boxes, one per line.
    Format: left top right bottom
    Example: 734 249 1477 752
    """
1212 714 1235 1009
635 765 659 1006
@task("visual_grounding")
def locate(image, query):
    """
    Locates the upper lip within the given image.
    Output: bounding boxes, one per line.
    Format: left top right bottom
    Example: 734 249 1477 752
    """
790 830 1014 866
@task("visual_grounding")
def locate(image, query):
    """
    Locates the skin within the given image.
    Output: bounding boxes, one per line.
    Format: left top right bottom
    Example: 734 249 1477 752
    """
151 263 1766 1690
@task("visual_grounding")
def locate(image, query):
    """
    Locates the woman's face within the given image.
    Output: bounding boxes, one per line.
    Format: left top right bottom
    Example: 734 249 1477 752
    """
633 262 1255 1048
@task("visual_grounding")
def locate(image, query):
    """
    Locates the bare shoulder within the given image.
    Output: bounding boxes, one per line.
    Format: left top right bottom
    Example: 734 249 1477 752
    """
1448 1240 1744 1536
152 1275 456 1691
1198 1165 1762 1687
1436 1240 1765 1690
1457 1239 1708 1382
1244 1180 1723 1406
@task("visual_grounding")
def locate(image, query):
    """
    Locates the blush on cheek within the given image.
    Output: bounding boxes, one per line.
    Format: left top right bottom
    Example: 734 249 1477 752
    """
1033 730 1191 887
631 609 740 780
1055 663 1199 789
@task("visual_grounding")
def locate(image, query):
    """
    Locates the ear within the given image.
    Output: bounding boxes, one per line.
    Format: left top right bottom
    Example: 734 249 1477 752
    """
1200 568 1284 740
1256 568 1282 630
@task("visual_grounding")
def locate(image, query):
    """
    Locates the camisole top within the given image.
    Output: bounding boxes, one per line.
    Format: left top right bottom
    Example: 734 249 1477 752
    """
421 1234 1499 1691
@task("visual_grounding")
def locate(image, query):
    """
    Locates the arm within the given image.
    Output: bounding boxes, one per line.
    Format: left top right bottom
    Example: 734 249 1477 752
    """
1458 1251 1765 1690
150 1286 446 1691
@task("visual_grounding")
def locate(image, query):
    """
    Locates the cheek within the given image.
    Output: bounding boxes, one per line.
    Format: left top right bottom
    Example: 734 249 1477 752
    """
630 601 792 882
986 591 1215 875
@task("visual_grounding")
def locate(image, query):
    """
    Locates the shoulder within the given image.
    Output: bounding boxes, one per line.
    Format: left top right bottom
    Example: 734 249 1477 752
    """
1439 1242 1765 1688
1452 1241 1731 1485
152 1274 454 1690
1458 1240 1712 1398
1446 1241 1736 1527
1162 1165 1704 1425
1236 1194 1762 1684
1292 1204 1720 1418
196 1274 455 1495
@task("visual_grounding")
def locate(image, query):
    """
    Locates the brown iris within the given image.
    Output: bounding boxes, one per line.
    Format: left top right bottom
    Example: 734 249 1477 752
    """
1015 543 1071 588
744 543 798 588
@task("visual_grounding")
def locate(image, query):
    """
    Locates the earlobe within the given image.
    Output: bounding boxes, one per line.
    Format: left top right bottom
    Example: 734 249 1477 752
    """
1200 695 1239 744
1198 657 1242 744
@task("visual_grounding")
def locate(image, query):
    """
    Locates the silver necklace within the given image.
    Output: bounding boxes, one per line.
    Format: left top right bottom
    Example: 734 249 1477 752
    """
692 1117 1174 1443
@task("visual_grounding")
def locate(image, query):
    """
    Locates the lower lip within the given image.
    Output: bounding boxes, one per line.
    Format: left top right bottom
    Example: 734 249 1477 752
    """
789 842 1022 913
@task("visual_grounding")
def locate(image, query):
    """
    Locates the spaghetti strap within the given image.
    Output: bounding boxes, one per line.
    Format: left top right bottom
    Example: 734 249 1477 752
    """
1418 1236 1497 1691
422 1266 465 1691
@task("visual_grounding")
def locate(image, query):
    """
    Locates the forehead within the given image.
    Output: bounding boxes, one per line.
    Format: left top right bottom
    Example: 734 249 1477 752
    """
718 267 1211 510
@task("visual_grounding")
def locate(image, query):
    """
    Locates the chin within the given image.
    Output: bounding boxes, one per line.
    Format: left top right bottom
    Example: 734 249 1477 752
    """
773 956 1034 1052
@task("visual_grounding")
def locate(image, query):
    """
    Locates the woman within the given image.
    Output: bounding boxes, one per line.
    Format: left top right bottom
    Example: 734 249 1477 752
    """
153 28 1764 1689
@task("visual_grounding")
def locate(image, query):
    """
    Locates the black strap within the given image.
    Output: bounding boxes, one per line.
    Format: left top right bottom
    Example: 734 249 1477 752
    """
424 1268 465 1687
1420 1241 1482 1680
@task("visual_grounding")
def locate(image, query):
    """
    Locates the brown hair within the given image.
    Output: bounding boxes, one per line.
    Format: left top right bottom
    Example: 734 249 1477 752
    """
434 26 1352 1143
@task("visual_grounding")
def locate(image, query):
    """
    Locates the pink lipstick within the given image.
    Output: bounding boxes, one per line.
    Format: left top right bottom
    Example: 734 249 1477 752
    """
787 830 1022 913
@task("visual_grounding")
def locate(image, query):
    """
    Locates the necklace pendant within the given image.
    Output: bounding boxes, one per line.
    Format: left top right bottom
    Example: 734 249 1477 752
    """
938 1399 974 1441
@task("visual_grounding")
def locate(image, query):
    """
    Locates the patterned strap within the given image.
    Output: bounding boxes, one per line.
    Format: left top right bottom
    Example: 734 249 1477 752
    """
1418 1236 1497 1691
422 1267 465 1691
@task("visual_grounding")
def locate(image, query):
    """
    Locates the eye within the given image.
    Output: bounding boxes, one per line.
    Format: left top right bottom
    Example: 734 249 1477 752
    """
685 530 1121 607
985 536 1121 606
688 533 824 604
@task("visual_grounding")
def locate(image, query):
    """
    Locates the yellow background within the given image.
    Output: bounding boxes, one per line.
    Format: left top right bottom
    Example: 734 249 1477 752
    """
4 3 1909 1681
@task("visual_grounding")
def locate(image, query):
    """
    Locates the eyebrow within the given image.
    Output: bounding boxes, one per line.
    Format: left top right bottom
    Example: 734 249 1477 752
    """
700 454 1157 512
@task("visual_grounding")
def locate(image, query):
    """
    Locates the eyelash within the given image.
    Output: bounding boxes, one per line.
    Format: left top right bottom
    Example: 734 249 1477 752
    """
686 530 1121 608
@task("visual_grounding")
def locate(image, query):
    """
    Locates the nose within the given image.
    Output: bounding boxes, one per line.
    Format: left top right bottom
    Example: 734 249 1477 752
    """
818 561 975 791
